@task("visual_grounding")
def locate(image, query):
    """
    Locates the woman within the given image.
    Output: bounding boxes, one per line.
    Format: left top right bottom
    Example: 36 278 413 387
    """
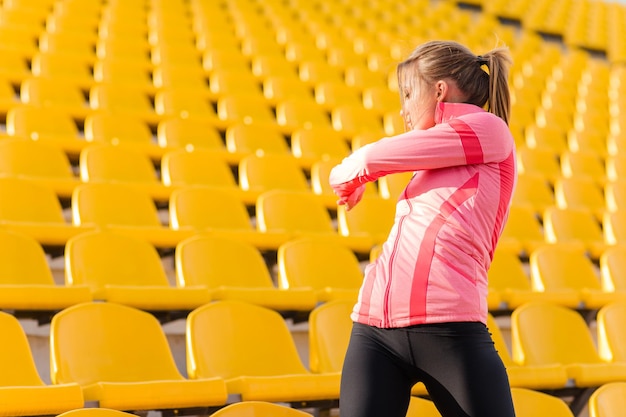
329 40 517 417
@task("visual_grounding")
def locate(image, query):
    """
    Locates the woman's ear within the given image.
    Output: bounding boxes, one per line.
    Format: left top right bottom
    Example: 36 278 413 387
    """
435 80 448 102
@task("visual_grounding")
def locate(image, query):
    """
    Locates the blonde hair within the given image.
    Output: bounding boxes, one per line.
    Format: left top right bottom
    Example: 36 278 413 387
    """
397 40 512 124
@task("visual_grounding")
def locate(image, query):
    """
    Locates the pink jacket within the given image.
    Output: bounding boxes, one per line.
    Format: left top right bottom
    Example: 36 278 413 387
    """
329 102 516 327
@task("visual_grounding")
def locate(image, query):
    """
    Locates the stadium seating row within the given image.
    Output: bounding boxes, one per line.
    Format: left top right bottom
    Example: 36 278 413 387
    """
3 299 626 416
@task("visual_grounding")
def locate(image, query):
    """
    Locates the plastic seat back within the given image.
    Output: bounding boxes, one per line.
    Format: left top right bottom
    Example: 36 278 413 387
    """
511 301 603 366
161 149 237 187
0 230 56 285
529 244 602 293
256 190 335 234
277 237 363 290
50 302 184 385
209 401 312 417
225 123 290 155
588 382 626 417
186 300 309 379
511 387 574 417
175 235 274 288
169 186 252 230
0 311 46 386
71 182 162 227
0 177 66 223
79 144 158 183
157 118 225 149
0 139 74 180
337 196 395 243
240 155 310 193
84 113 153 145
597 301 626 362
65 230 170 290
600 246 626 292
308 300 354 373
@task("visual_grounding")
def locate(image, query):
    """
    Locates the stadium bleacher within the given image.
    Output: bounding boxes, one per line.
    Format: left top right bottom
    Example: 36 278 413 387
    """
0 0 625 415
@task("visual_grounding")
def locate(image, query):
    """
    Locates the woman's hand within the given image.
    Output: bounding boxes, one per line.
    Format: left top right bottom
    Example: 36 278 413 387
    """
335 184 365 211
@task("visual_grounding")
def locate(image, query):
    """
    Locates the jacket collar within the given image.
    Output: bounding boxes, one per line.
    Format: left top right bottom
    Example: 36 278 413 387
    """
434 102 485 124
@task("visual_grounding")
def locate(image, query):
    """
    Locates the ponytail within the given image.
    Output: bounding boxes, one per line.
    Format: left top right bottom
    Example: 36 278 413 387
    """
480 48 513 125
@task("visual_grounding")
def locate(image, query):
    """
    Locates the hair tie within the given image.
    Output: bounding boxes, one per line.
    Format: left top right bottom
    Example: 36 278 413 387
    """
477 55 488 66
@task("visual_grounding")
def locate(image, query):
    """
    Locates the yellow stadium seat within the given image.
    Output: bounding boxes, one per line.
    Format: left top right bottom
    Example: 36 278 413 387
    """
298 60 344 86
156 117 226 151
337 196 395 245
0 177 93 247
38 31 95 61
499 205 545 257
603 210 626 246
362 86 401 115
331 104 386 137
153 90 221 125
89 85 161 127
238 153 310 194
152 65 210 93
251 55 299 80
314 81 363 110
209 401 313 417
378 171 414 200
92 59 155 93
6 105 86 158
597 301 626 363
510 387 574 417
71 182 194 249
567 129 608 157
78 144 171 203
256 190 372 254
599 246 626 295
50 302 228 411
0 311 84 417
65 230 211 311
486 314 569 390
0 48 32 85
344 65 388 90
175 235 317 312
275 98 333 132
217 94 278 127
263 76 315 105
19 77 91 120
202 49 251 73
560 151 607 185
516 147 562 185
605 156 626 184
290 126 351 163
169 186 289 251
225 123 291 155
511 173 555 216
524 124 569 155
511 301 626 388
308 300 354 374
186 300 340 407
55 409 136 417
543 206 607 259
530 244 620 309
0 229 91 313
277 237 363 302
161 148 238 188
209 69 263 97
553 176 606 221
83 112 163 160
0 139 80 199
588 382 626 417
488 249 579 311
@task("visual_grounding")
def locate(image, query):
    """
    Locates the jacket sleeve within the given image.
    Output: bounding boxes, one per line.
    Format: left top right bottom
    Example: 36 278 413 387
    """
329 113 514 199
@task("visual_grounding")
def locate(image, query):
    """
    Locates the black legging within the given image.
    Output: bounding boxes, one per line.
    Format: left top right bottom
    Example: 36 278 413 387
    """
339 322 516 417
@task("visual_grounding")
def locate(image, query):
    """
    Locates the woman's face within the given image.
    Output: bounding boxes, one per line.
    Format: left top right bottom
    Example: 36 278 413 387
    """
400 76 438 131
